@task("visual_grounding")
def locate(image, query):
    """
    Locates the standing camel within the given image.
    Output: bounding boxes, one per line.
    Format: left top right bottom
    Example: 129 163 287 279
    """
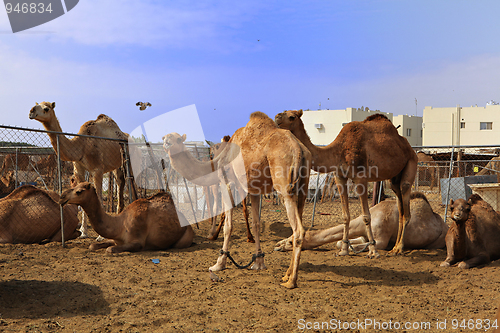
29 101 128 237
163 112 311 289
206 136 253 243
275 110 418 256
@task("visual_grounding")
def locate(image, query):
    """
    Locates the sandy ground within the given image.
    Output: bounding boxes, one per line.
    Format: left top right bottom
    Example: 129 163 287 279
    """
1 196 500 333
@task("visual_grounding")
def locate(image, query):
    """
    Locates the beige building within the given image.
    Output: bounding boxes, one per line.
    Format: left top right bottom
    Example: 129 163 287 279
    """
393 114 423 147
300 107 421 146
422 104 500 146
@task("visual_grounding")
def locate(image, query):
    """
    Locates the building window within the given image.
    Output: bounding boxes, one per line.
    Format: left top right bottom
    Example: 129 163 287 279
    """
406 128 411 137
420 130 423 138
460 122 465 129
480 122 493 130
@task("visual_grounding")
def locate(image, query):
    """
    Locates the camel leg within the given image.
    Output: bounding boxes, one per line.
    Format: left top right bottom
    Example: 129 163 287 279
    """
173 226 194 249
355 180 379 258
387 162 415 255
89 240 116 251
336 176 351 256
249 194 265 270
242 198 255 243
106 242 143 253
209 207 233 271
115 167 125 213
281 194 305 289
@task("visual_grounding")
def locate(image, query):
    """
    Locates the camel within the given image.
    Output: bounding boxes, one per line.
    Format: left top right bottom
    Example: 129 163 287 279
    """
0 153 32 176
59 182 194 253
29 102 128 237
163 111 311 289
0 171 16 198
477 156 500 181
275 192 448 252
440 194 500 269
206 135 253 243
275 110 418 257
417 151 437 190
0 185 80 243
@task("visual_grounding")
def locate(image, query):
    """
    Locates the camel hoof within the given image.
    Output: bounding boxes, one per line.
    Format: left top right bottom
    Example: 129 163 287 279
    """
440 261 450 267
367 252 380 259
247 238 255 243
95 235 105 242
338 249 349 256
250 260 266 270
386 248 404 256
280 281 297 289
458 261 470 269
79 234 89 239
209 255 227 272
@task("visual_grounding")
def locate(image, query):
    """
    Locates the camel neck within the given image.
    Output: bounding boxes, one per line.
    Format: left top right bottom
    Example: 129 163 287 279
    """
78 191 124 239
40 117 83 162
291 127 341 173
167 148 221 186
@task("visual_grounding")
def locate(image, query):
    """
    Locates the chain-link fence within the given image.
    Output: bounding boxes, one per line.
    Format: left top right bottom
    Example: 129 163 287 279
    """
1 123 499 246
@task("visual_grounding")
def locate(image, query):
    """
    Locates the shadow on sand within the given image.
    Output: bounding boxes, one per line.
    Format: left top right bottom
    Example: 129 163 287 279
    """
0 280 110 319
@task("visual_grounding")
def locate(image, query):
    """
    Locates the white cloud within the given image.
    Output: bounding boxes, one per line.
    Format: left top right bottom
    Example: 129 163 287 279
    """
25 0 264 50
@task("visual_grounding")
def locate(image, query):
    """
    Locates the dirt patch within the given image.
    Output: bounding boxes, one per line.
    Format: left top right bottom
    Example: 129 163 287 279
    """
1 199 500 332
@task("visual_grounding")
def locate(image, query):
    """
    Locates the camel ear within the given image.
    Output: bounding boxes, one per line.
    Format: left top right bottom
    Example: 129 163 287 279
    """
181 134 186 142
297 109 303 117
449 199 454 206
83 183 92 190
51 102 55 109
35 102 39 105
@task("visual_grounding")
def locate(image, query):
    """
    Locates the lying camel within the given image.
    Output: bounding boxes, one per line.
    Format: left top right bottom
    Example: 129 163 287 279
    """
0 185 80 244
275 192 448 252
59 182 194 253
440 194 500 269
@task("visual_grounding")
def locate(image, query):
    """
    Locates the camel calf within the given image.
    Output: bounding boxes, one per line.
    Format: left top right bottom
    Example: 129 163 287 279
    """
440 194 500 269
275 192 448 252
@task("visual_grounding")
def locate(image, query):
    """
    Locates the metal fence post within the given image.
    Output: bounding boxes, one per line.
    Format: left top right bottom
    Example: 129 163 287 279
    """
443 146 455 223
56 135 65 247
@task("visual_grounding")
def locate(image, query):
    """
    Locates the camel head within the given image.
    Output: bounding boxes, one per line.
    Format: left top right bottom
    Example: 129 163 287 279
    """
449 198 471 223
162 133 187 155
29 101 56 123
59 182 95 206
274 109 303 131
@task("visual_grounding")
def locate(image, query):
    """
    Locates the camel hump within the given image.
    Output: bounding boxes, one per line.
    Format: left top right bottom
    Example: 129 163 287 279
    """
7 185 56 203
364 113 390 122
468 193 484 205
410 191 429 204
247 112 278 130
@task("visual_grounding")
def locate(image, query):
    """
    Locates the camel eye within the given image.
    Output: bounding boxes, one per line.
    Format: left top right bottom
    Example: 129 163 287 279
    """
289 116 295 121
43 108 49 112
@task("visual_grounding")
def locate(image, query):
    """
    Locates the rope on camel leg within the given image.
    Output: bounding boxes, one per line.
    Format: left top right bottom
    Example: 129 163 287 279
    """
347 239 376 254
220 250 265 269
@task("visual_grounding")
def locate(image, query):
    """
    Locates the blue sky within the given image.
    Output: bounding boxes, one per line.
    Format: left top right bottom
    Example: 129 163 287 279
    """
1 0 500 142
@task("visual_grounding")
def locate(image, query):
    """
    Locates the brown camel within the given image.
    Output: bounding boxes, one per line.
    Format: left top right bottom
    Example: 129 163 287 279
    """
275 192 448 252
417 151 437 190
440 194 500 269
477 156 500 181
29 102 128 237
0 153 32 176
275 110 418 257
59 182 194 253
0 171 16 198
163 111 311 289
206 135 253 243
0 185 80 243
